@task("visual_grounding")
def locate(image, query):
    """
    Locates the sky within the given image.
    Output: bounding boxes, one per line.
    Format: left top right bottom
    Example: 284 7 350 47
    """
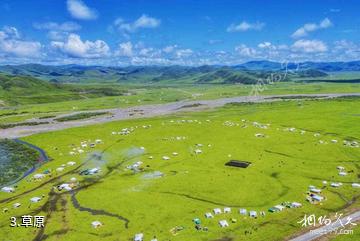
0 0 359 66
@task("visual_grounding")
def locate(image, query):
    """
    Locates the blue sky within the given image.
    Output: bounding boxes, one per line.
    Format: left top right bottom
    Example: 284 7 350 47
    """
0 0 359 65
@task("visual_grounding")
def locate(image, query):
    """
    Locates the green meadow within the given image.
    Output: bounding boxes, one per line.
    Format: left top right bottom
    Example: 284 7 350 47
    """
0 97 359 240
2 82 360 125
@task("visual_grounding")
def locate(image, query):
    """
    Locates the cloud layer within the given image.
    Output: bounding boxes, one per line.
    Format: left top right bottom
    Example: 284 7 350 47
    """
292 18 332 38
67 0 97 20
227 21 265 32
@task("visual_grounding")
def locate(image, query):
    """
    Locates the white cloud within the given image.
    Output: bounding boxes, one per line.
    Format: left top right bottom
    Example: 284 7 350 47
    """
0 26 41 57
291 39 328 53
34 21 81 32
51 34 109 58
258 42 272 49
227 21 265 32
175 49 193 58
162 45 177 53
113 14 160 33
115 42 133 57
292 18 332 38
235 44 258 57
67 0 97 20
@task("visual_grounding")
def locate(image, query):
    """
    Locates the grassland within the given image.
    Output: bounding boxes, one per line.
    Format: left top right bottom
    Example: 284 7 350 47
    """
2 81 360 126
0 97 359 240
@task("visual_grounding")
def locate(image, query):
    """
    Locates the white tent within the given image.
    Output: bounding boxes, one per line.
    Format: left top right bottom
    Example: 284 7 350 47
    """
213 208 222 215
30 197 41 203
134 233 144 241
205 212 213 218
91 221 102 228
249 211 257 218
1 187 14 193
33 174 45 179
239 208 247 215
291 202 302 208
13 203 21 208
219 220 229 228
274 205 285 211
224 207 231 213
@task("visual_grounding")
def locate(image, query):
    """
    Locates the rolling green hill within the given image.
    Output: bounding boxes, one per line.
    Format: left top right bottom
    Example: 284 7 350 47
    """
0 63 335 84
0 74 127 106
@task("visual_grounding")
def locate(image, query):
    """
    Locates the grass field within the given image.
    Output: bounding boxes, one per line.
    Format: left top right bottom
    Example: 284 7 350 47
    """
2 82 360 126
0 97 359 241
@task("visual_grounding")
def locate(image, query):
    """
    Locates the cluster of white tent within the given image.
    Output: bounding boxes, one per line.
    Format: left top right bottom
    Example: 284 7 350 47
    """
69 139 102 155
112 125 152 136
162 136 187 141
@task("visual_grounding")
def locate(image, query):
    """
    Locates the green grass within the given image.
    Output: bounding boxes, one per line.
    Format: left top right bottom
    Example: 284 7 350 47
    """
1 82 360 125
0 97 359 240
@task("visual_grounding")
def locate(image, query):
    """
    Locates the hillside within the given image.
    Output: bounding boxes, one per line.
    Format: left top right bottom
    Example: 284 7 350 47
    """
0 74 127 106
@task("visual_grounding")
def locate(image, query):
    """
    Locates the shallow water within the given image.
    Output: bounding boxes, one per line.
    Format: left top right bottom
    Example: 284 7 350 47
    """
0 144 11 169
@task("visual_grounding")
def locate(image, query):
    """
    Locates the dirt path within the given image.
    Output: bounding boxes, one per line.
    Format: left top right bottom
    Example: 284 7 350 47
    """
1 93 360 139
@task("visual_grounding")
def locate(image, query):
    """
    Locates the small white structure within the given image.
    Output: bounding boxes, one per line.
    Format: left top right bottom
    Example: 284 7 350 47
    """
134 233 144 241
249 211 257 218
88 167 100 175
33 173 45 179
59 183 72 191
213 208 222 215
95 139 102 144
337 166 345 171
67 161 76 166
239 208 247 215
224 207 231 213
219 220 229 228
30 197 41 203
70 177 77 182
331 139 338 143
291 202 302 208
205 212 213 218
13 203 21 208
91 221 102 228
331 182 342 187
255 133 265 138
172 152 178 156
274 205 285 211
162 156 170 160
322 181 327 185
352 183 360 188
1 187 14 193
339 172 347 176
56 167 64 172
194 149 202 154
310 188 321 193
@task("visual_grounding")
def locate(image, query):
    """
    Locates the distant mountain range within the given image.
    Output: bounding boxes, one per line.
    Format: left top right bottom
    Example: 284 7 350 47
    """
0 60 359 84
